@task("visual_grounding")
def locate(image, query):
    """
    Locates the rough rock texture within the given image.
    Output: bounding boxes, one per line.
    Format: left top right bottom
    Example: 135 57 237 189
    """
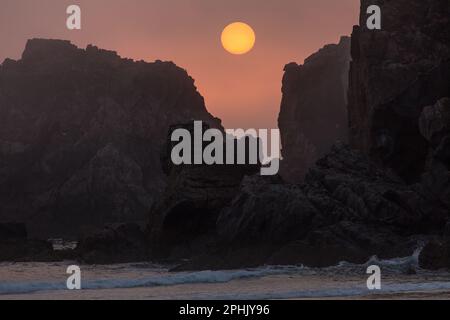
163 1 450 271
76 223 148 264
148 122 260 260
0 223 54 262
0 39 220 237
348 0 450 183
419 98 450 147
208 95 450 271
166 1 450 270
419 98 450 210
279 36 351 182
175 144 446 270
419 239 450 270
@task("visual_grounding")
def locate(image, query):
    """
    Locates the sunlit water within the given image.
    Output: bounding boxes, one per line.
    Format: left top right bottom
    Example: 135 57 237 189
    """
0 250 449 300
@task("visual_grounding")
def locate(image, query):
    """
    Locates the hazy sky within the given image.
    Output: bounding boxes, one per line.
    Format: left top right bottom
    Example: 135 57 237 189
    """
0 0 359 129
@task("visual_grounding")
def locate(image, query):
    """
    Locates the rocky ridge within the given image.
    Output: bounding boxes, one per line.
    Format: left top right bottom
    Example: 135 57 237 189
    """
0 39 220 237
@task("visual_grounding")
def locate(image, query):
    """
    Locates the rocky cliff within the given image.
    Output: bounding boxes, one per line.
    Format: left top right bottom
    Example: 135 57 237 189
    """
5 0 450 270
76 122 261 264
0 39 220 237
279 36 351 182
176 143 448 271
348 0 450 183
169 0 450 271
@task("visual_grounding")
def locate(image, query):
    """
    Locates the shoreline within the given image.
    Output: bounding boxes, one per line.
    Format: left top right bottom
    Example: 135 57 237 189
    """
1 261 450 300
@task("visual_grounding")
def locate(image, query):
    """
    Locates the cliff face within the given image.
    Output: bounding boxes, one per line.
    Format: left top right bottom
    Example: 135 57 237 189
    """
348 0 450 182
166 1 450 271
0 39 220 237
279 36 351 182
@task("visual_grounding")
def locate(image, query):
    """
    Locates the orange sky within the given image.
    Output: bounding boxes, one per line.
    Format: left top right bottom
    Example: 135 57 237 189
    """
0 0 359 129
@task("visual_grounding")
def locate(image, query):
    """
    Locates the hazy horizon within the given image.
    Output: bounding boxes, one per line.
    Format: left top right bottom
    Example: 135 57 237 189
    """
0 0 359 129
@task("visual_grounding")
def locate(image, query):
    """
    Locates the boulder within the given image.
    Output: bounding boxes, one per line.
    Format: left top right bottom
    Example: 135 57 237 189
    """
419 98 450 147
76 223 148 264
419 239 450 270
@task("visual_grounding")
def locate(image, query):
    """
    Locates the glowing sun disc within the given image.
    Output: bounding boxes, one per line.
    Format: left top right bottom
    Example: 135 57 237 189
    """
221 22 256 55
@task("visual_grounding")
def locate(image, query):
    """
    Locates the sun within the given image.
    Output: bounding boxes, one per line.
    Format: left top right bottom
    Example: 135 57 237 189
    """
221 22 256 55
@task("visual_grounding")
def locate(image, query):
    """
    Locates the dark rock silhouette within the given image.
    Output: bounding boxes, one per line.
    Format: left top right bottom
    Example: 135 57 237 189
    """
176 144 447 270
419 238 450 270
77 122 262 264
348 0 450 183
419 98 450 211
0 223 53 262
0 39 220 238
3 0 450 270
0 223 27 241
76 223 148 264
171 0 450 271
148 122 261 261
279 36 351 182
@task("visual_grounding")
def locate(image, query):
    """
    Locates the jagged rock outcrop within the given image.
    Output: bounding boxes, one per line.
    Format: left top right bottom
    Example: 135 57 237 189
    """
75 121 261 264
78 1 450 270
175 144 446 270
279 36 351 182
162 2 450 271
0 39 221 238
148 122 260 260
348 0 450 183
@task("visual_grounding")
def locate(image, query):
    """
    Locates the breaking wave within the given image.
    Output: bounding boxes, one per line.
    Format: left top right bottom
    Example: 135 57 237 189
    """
1 246 448 297
0 266 301 295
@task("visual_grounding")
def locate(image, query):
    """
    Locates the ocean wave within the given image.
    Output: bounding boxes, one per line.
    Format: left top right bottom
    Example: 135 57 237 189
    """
323 245 424 275
0 266 302 295
0 246 447 297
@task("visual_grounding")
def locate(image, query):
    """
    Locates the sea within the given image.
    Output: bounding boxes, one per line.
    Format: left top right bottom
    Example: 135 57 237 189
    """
0 247 450 300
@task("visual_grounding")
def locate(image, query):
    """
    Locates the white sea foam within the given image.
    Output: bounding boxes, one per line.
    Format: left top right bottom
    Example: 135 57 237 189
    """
0 247 448 297
0 266 301 295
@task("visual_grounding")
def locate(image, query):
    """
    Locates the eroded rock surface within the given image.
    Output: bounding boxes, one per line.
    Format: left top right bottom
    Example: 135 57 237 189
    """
176 144 446 270
148 122 260 261
0 39 220 237
348 0 450 182
279 36 351 182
